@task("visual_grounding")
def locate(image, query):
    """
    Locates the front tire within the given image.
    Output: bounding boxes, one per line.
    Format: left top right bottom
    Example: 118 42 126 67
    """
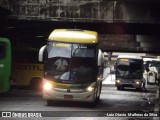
136 84 142 91
117 86 121 90
30 78 42 90
96 83 102 101
47 100 52 106
47 100 57 106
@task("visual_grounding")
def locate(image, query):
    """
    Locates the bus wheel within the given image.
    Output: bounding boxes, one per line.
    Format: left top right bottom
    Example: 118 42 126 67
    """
94 87 99 101
47 100 56 106
96 92 100 102
47 100 52 106
136 86 142 91
30 78 42 90
136 88 141 91
96 84 102 101
117 86 121 90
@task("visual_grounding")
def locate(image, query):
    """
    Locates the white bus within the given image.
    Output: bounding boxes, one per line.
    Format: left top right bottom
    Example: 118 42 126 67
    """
115 55 144 91
39 29 103 105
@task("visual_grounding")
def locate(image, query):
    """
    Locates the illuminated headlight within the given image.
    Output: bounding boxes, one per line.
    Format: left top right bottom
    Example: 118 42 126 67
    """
87 86 94 92
116 80 121 83
97 75 103 80
43 82 53 91
134 80 141 84
136 81 140 84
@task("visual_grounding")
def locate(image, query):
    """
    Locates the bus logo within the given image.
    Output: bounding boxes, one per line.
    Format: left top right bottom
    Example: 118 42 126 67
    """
2 112 11 117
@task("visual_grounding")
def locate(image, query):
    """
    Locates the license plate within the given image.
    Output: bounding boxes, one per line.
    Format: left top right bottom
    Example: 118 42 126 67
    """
64 95 73 99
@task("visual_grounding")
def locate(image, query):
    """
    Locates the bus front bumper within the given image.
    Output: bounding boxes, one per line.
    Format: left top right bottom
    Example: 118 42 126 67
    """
115 80 142 88
43 88 96 102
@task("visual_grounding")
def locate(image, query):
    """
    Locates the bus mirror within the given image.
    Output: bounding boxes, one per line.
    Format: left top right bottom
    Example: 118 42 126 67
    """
39 45 46 62
98 49 102 66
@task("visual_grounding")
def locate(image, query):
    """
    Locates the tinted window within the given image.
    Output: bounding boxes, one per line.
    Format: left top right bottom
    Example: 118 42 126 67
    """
116 58 143 79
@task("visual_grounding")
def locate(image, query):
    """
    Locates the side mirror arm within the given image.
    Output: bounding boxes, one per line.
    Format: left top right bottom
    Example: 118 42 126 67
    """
39 45 46 62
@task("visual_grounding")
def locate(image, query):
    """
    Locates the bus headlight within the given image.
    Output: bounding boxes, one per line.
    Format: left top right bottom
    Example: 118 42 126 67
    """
136 81 140 84
87 86 94 92
97 75 103 80
43 82 53 91
134 80 141 85
86 82 96 92
97 77 101 80
116 80 121 83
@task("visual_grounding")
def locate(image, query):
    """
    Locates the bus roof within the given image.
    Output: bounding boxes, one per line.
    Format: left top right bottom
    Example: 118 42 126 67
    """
117 55 143 60
0 37 10 43
143 58 160 62
48 29 98 44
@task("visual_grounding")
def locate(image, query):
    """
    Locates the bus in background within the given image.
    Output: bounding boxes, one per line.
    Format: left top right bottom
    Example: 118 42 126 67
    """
39 29 104 105
115 55 144 91
0 37 11 93
143 58 160 84
11 47 43 90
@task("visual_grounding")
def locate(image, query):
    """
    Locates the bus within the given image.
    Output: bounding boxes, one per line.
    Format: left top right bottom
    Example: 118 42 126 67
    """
115 55 144 91
11 47 43 90
143 58 160 84
0 37 11 93
39 29 103 105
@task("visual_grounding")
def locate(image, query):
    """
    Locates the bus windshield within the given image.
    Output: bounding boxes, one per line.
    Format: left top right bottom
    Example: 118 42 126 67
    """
116 59 143 79
44 41 97 84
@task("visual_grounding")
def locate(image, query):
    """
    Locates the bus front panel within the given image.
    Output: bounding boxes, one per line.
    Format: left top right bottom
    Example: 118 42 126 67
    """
115 58 144 89
42 41 102 102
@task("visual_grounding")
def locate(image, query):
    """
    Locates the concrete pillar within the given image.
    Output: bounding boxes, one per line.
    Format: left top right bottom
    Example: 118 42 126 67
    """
136 35 160 48
108 52 112 64
122 2 153 22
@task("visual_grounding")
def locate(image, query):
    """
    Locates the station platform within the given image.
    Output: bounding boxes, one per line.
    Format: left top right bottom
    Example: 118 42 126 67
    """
102 67 115 85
